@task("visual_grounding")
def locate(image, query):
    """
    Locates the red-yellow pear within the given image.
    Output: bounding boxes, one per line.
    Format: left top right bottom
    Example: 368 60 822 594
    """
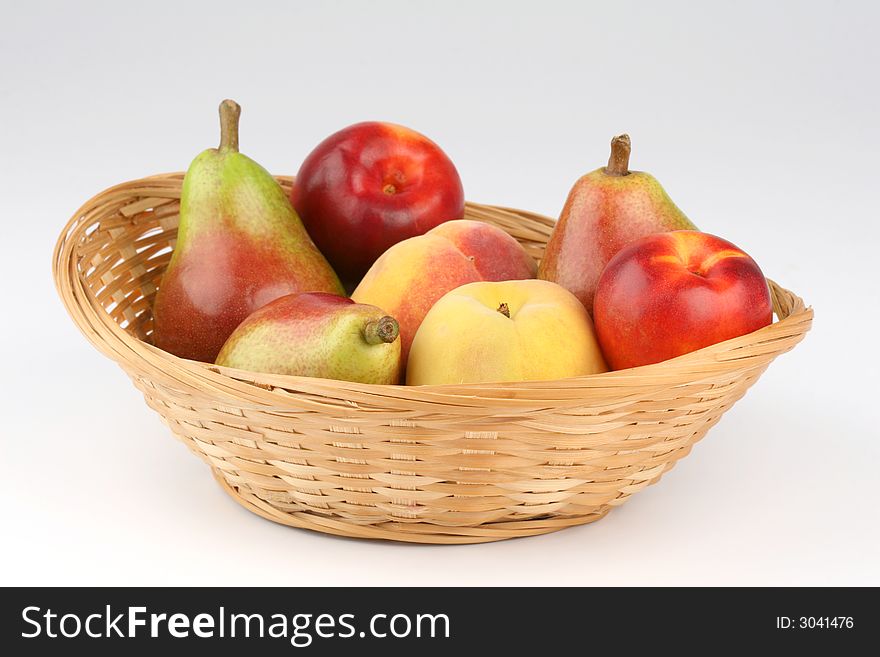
539 134 695 315
406 280 607 385
152 100 343 363
216 293 400 384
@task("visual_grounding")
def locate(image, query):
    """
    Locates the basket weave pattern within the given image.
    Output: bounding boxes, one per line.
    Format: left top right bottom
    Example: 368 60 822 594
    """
53 173 812 544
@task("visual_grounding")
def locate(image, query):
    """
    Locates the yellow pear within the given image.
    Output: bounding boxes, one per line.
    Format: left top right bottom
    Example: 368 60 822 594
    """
407 279 608 385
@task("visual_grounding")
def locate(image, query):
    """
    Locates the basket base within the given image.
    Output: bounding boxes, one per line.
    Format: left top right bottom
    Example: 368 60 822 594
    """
212 469 611 545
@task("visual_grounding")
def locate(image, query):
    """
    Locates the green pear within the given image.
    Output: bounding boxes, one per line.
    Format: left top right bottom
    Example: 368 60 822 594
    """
538 134 696 314
216 293 401 384
152 100 343 362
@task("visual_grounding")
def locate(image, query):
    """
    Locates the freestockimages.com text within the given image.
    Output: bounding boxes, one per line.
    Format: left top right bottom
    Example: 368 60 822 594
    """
21 606 450 646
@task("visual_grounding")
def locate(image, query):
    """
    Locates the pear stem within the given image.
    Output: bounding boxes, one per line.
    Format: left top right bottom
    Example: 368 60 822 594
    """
497 303 511 318
218 99 241 152
605 134 631 176
363 316 399 345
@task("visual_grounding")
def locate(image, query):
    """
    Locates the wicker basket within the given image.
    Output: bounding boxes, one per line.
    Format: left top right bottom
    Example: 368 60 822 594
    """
53 173 812 544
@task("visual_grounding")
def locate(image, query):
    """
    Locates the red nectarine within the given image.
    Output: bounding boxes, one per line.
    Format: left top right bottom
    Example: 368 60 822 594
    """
292 122 464 287
593 231 772 370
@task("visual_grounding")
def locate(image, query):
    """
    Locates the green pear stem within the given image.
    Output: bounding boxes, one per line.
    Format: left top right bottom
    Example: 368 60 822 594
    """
218 99 241 152
363 316 399 345
605 134 631 176
497 303 511 318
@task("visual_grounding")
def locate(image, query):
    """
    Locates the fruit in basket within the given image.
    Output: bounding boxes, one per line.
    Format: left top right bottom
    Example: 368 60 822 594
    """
593 231 772 370
407 279 607 385
152 100 344 363
216 293 401 383
351 220 537 371
538 134 695 315
291 121 465 288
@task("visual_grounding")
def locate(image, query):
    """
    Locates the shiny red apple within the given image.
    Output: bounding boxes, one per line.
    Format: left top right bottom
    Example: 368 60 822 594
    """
291 122 465 287
593 231 772 370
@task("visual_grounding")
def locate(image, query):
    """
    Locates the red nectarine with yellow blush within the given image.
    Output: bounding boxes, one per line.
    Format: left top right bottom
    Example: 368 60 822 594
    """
292 122 464 288
593 231 772 370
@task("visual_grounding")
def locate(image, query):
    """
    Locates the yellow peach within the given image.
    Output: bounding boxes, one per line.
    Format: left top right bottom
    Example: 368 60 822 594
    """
406 279 608 385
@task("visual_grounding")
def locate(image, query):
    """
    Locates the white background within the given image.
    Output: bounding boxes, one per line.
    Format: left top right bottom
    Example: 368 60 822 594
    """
2 0 878 586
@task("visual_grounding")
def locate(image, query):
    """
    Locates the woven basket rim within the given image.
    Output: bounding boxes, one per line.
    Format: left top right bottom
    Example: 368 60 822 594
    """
53 172 814 405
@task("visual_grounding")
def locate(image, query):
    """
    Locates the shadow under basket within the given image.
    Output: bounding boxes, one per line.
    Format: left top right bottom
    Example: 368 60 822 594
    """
53 173 812 544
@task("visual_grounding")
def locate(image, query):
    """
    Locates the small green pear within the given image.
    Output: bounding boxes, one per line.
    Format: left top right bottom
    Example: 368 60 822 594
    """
539 134 696 314
152 100 343 363
216 293 401 384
